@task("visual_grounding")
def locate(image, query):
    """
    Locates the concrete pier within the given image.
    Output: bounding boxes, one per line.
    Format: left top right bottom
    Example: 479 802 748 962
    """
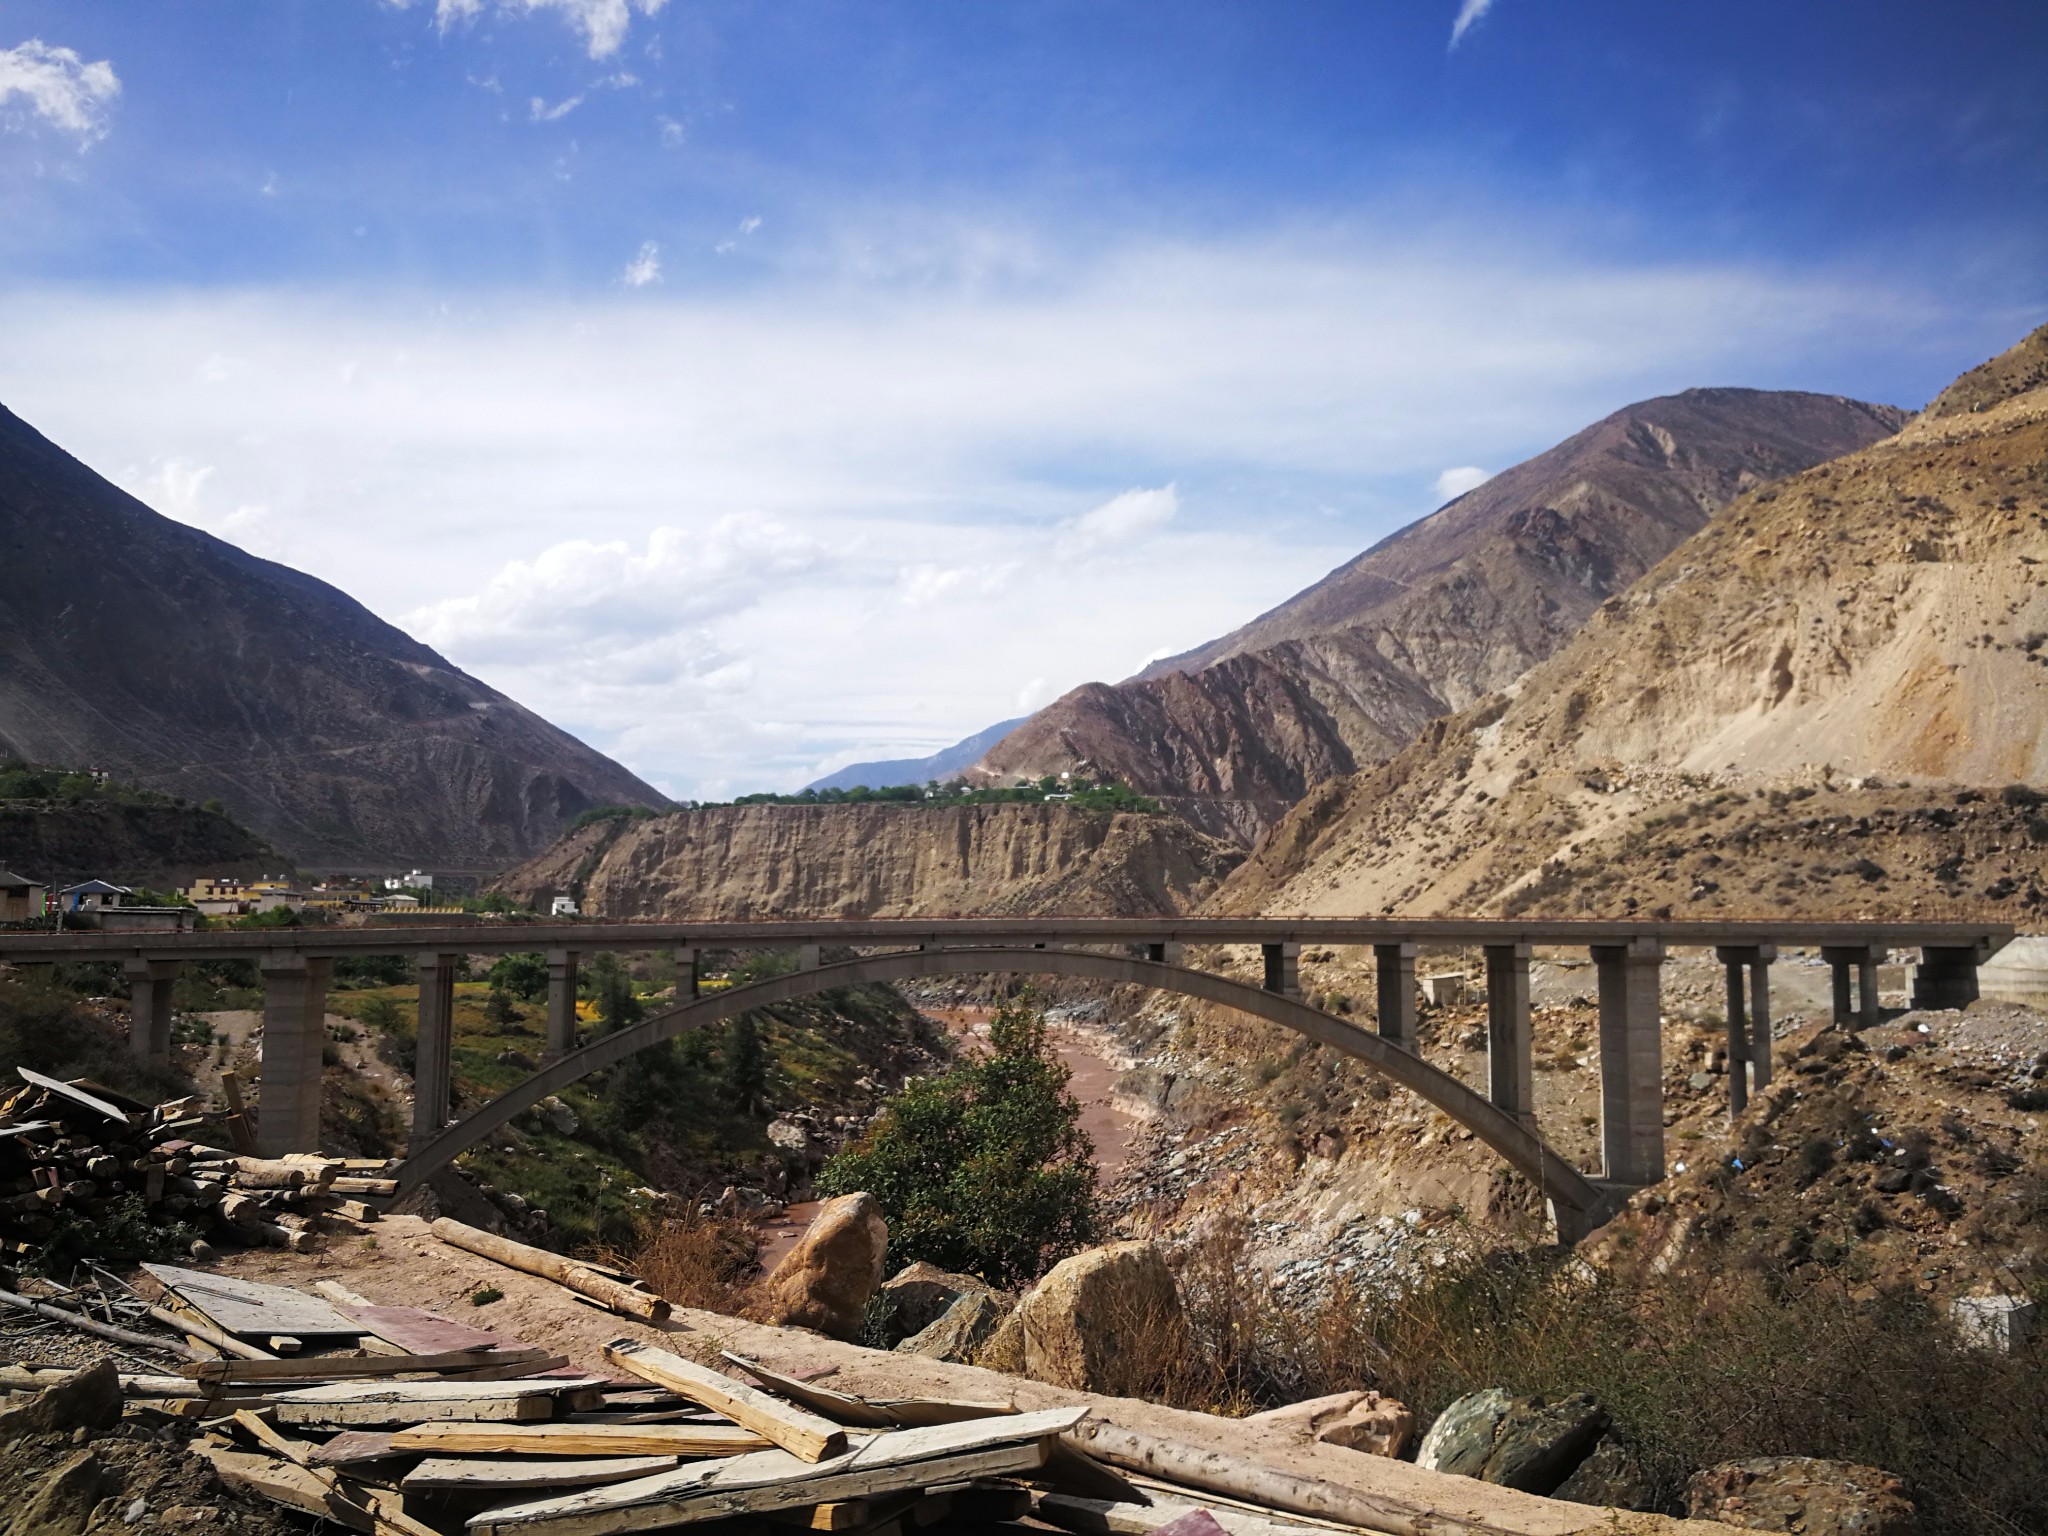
1484 942 1533 1124
124 957 182 1069
544 948 580 1063
1262 941 1301 999
798 943 821 971
410 953 459 1153
1145 941 1185 966
255 953 333 1156
1594 937 1665 1185
674 946 700 1000
1714 943 1776 1115
1822 943 1886 1029
1374 942 1417 1049
1914 944 1991 1009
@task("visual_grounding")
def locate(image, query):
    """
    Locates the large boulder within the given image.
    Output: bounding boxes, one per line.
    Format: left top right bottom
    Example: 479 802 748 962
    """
877 1261 986 1345
1553 1433 1655 1510
1246 1390 1415 1459
1012 1241 1186 1396
0 1363 122 1439
898 1288 1014 1363
1685 1458 1919 1536
750 1192 888 1340
1415 1389 1609 1495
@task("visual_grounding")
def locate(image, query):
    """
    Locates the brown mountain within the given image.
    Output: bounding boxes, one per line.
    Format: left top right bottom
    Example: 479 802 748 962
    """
0 403 667 872
1217 323 2048 922
971 389 1907 842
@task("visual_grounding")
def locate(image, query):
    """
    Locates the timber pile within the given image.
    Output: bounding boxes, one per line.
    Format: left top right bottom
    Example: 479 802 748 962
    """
0 1066 396 1267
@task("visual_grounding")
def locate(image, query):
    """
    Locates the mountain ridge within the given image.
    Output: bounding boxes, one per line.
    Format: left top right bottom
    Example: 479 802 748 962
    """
0 402 667 872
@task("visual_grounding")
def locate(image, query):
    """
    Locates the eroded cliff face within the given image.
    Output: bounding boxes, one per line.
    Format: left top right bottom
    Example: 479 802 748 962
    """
1215 324 2048 922
497 802 1244 920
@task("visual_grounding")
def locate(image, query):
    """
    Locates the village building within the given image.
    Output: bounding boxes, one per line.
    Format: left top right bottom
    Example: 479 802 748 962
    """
0 868 46 923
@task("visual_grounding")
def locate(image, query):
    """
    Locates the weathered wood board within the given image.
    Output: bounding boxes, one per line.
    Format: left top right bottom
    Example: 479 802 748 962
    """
343 1303 530 1355
144 1264 362 1339
270 1377 607 1428
394 1423 772 1458
603 1340 846 1462
468 1406 1087 1536
404 1457 682 1493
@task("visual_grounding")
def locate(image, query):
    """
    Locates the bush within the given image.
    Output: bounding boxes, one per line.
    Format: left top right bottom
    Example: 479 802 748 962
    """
489 953 550 1000
816 989 1100 1286
629 1211 760 1312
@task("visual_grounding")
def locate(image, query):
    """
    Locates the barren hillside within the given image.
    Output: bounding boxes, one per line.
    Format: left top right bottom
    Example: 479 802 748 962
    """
497 801 1244 919
973 390 1906 841
1217 324 2048 920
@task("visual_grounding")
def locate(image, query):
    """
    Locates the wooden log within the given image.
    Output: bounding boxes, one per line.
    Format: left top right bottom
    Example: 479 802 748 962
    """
1066 1422 1542 1536
403 1457 682 1493
0 1286 205 1361
1035 1492 1338 1536
432 1218 669 1321
185 1347 552 1385
603 1340 845 1463
331 1178 400 1195
392 1423 773 1457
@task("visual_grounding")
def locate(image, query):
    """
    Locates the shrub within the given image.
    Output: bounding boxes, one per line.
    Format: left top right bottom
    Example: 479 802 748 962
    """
817 989 1100 1286
629 1211 760 1312
489 953 550 1000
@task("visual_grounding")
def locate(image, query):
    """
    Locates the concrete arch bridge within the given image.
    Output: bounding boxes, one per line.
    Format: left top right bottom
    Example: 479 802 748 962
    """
0 917 2008 1239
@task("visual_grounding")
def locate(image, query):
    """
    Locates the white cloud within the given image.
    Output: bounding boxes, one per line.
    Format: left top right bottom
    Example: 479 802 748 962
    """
1055 485 1177 560
656 114 684 148
620 240 661 286
426 0 667 60
738 216 762 236
0 223 1961 795
529 93 583 122
1432 465 1492 501
1450 0 1496 48
1015 677 1052 712
0 39 120 142
120 456 276 551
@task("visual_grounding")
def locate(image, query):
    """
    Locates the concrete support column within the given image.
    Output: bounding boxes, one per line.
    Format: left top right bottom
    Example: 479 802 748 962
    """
1912 946 1983 1011
798 944 821 972
124 957 182 1069
1374 942 1418 1049
543 949 580 1064
1749 955 1774 1091
1145 941 1184 967
1822 945 1886 1030
256 954 334 1157
675 947 699 1001
1261 942 1300 999
1593 937 1665 1186
410 953 459 1153
1484 943 1534 1124
1714 944 1778 1116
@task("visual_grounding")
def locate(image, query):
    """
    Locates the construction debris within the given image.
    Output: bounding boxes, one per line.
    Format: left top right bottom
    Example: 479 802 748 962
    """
430 1219 671 1322
0 1066 394 1268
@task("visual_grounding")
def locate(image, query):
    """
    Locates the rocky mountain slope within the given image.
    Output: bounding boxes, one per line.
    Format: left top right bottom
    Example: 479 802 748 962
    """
0 403 666 872
496 801 1243 919
972 390 1906 843
807 718 1027 792
1218 324 2048 921
0 798 281 891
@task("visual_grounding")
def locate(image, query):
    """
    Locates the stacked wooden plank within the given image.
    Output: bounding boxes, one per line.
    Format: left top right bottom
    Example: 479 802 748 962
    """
0 1067 395 1267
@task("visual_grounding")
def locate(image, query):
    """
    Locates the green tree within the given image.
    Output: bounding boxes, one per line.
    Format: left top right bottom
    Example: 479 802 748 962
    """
582 952 642 1033
489 952 549 1001
816 990 1100 1286
722 1015 770 1115
484 985 522 1027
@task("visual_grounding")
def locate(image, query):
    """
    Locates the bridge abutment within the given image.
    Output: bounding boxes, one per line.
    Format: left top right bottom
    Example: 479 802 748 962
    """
1484 942 1533 1124
1912 945 1985 1010
255 953 333 1156
1374 942 1417 1049
124 957 182 1070
1594 937 1665 1186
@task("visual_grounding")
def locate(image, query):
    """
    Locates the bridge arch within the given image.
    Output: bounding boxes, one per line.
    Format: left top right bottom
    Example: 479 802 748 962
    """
397 947 1607 1228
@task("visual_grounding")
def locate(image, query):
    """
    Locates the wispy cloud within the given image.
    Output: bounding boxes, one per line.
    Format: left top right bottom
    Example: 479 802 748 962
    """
0 39 120 142
1449 0 1496 49
1432 466 1491 501
420 0 667 61
1054 485 1177 560
529 92 583 122
620 240 661 286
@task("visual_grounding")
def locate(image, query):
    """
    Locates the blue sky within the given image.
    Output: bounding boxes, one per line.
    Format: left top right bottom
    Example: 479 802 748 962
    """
2 1 2044 797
